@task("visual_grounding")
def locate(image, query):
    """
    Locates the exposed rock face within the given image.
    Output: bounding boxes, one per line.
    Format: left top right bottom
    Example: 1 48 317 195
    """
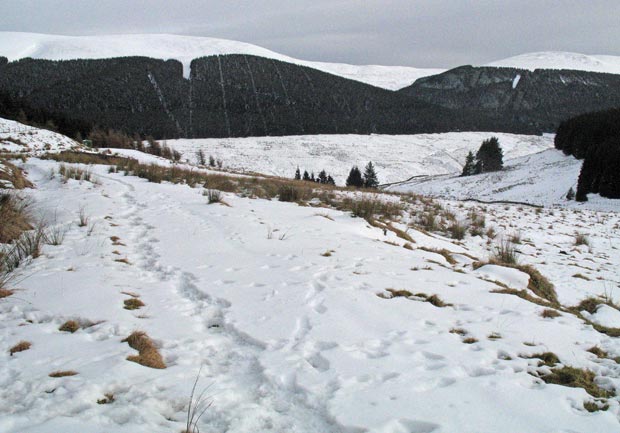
399 66 620 133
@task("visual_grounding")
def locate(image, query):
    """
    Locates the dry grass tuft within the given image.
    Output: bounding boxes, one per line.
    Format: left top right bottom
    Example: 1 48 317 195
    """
574 233 590 247
462 337 478 344
419 247 457 265
540 366 611 398
488 332 502 340
114 258 131 265
9 340 31 356
526 352 560 367
449 328 468 336
587 346 608 359
0 288 15 299
49 370 78 378
541 309 561 319
122 331 166 369
123 298 145 310
0 192 33 244
59 320 80 333
97 393 115 405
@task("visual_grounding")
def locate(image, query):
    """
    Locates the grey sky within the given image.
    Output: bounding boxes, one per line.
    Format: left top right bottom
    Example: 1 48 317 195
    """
1 0 619 67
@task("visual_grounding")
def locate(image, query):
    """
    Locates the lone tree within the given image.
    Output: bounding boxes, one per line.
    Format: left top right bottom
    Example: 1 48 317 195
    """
475 137 503 173
346 166 364 187
461 151 476 176
363 161 379 188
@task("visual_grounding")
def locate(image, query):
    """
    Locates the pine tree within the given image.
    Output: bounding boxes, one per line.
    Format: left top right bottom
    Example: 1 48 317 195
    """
346 166 364 188
294 166 301 180
303 170 310 181
326 175 335 185
318 170 328 184
363 161 379 188
461 151 476 176
475 137 503 173
310 172 315 182
566 187 575 200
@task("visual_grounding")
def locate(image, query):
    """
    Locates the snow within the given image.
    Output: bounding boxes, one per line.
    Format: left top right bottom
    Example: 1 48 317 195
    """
485 51 620 75
2 118 620 432
512 74 521 89
0 32 443 90
388 148 620 212
0 117 80 155
168 132 554 185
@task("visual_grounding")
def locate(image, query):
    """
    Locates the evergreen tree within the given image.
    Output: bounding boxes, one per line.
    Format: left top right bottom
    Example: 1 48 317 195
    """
310 172 315 182
209 155 216 167
318 170 328 184
461 151 476 176
363 161 379 188
303 170 310 181
294 166 301 180
196 149 206 166
326 175 335 185
475 137 503 173
566 187 575 200
346 166 364 188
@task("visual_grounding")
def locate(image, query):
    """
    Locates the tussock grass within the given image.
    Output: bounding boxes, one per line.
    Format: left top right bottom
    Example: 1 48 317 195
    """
584 400 609 412
449 328 468 336
419 247 457 265
115 258 131 265
49 370 78 378
97 393 115 405
124 298 145 310
58 164 93 183
540 366 611 398
488 332 502 340
526 352 560 367
340 196 402 220
59 320 80 333
491 239 518 265
0 193 33 243
462 337 478 344
587 346 608 359
378 289 452 308
9 341 31 356
122 331 166 369
0 288 15 299
572 297 613 314
448 221 468 240
204 189 222 204
574 233 590 247
0 159 33 189
541 309 561 319
572 273 591 281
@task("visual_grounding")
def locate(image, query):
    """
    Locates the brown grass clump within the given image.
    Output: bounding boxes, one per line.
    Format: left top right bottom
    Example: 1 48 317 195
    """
9 340 31 355
378 289 451 307
488 332 502 340
540 366 611 398
49 370 78 378
97 393 115 405
587 346 608 359
574 233 590 247
462 337 478 344
449 328 468 336
526 352 560 367
115 258 131 265
583 400 609 412
122 331 166 369
0 192 33 243
59 320 80 333
0 288 15 299
0 159 33 189
123 298 145 310
541 309 561 319
419 247 457 265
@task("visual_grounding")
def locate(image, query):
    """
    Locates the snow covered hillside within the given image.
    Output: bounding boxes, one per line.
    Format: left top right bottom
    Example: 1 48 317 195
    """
2 151 620 432
0 117 80 155
168 132 554 185
388 148 620 212
485 52 620 75
0 32 443 90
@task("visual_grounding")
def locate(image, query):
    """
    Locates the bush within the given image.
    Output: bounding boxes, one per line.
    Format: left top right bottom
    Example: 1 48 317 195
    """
278 184 300 202
448 221 468 240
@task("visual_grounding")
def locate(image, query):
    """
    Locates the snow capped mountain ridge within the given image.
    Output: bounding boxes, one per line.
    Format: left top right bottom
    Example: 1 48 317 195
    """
485 51 620 75
0 32 443 90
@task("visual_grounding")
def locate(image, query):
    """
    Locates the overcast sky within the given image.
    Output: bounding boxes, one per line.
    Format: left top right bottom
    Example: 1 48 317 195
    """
1 0 619 67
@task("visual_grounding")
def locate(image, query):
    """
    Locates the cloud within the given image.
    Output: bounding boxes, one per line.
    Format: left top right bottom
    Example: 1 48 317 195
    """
1 0 619 67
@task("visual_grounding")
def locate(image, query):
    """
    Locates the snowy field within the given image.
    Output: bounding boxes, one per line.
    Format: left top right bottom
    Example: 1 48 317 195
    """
1 119 620 432
1 155 620 432
168 132 554 185
485 52 620 75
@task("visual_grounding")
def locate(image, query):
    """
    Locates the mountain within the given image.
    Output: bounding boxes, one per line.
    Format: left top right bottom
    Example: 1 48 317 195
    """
2 33 620 140
400 66 620 133
0 32 443 91
484 51 620 75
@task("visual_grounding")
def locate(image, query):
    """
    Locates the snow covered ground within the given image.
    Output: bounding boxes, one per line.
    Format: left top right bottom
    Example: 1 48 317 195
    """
485 52 620 75
167 132 554 185
0 32 443 90
0 117 79 155
2 154 620 432
387 148 620 212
